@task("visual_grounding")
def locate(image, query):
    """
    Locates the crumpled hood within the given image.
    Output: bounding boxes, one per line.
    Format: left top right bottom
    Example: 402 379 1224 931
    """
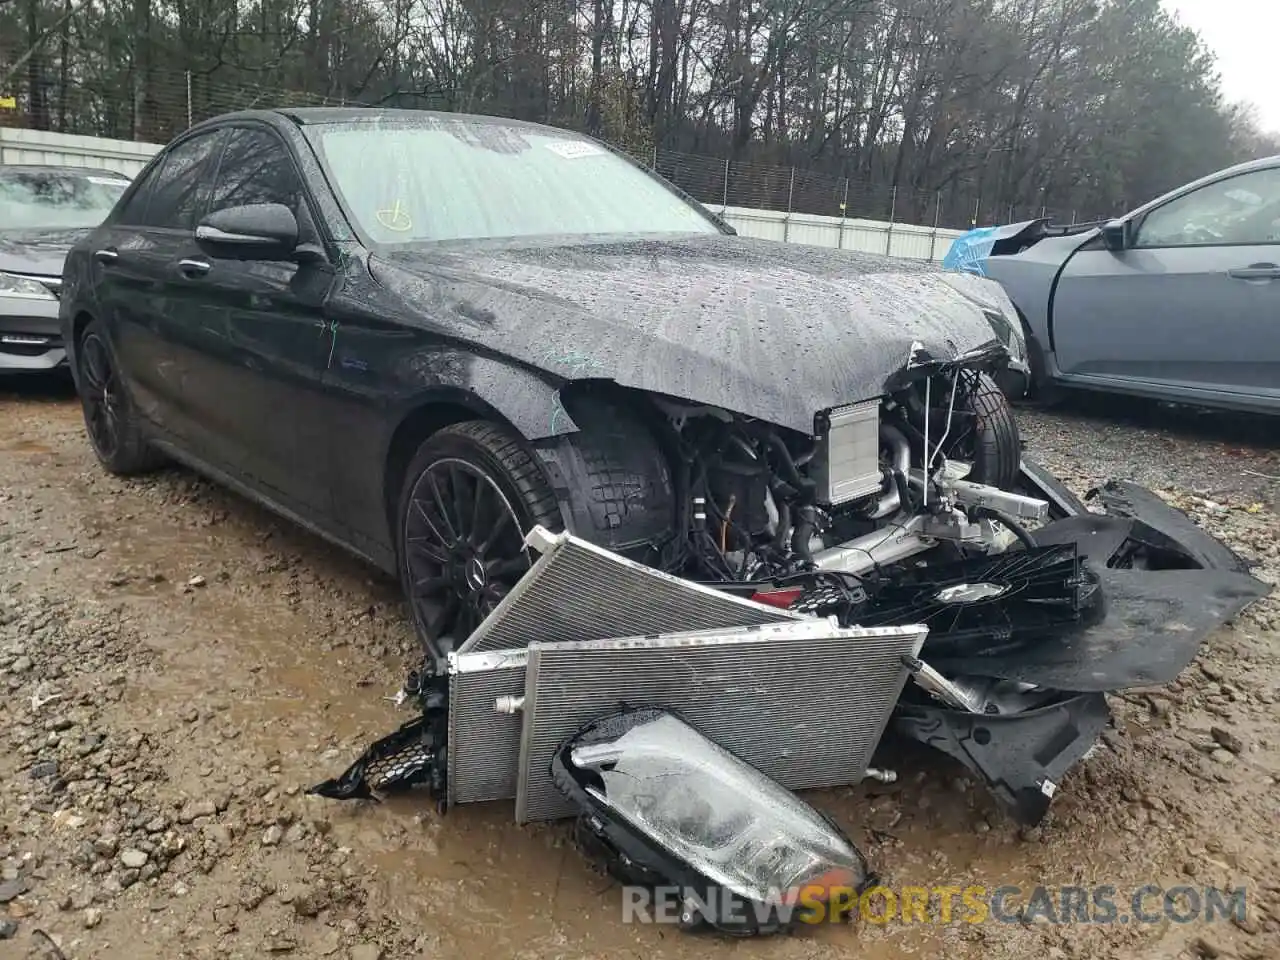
0 228 88 277
374 234 1024 434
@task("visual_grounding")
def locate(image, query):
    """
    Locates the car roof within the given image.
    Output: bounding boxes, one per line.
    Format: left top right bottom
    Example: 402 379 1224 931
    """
0 163 131 179
1127 153 1280 218
190 106 572 136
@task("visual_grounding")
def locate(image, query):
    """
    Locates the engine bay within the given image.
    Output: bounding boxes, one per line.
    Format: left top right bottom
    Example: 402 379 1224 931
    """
649 347 1040 593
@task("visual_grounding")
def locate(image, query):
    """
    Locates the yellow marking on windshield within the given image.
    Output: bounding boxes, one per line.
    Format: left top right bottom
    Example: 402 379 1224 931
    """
375 200 412 232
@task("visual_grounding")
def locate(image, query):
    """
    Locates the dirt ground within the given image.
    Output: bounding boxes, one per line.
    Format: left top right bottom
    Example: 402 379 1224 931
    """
1 377 1278 960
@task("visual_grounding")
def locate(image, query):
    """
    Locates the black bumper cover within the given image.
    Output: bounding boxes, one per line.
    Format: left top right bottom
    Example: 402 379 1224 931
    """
893 691 1111 825
897 472 1271 825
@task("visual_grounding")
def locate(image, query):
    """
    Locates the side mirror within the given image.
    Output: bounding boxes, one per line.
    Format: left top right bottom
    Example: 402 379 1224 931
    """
195 203 299 261
1100 218 1129 252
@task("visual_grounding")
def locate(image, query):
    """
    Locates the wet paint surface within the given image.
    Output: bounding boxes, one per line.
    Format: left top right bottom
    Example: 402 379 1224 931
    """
374 232 1023 435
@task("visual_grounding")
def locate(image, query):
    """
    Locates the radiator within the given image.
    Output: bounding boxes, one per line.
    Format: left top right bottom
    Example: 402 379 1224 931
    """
811 399 884 506
456 526 806 654
446 648 529 806
514 620 929 823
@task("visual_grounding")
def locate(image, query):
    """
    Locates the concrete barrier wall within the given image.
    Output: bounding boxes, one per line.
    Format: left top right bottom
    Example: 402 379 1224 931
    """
710 204 965 261
0 128 162 176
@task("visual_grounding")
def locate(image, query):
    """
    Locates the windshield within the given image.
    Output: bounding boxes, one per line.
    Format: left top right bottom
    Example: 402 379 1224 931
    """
307 117 721 244
0 169 130 229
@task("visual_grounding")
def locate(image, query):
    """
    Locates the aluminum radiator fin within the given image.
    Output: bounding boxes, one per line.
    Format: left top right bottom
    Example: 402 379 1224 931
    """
457 527 805 654
446 650 528 806
515 622 928 823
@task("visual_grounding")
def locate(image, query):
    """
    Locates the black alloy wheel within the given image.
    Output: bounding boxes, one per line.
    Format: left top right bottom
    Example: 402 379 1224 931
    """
75 319 165 475
79 331 122 462
397 421 562 660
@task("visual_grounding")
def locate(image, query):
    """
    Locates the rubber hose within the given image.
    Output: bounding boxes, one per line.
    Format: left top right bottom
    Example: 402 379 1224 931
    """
972 505 1038 550
766 434 815 491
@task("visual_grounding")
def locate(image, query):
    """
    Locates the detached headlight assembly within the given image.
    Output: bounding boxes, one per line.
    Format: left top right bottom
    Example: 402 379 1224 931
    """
551 707 871 936
0 271 56 300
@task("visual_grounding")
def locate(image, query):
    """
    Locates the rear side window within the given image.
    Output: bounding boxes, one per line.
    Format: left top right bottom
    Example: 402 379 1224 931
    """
207 127 307 215
138 131 224 231
113 166 158 225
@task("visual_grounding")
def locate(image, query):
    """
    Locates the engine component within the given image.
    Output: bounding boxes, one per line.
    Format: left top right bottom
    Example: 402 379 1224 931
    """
446 648 529 805
552 707 872 936
811 513 937 574
514 619 928 823
456 525 805 654
855 544 1102 656
900 655 987 713
865 424 913 519
944 476 1050 522
810 399 884 507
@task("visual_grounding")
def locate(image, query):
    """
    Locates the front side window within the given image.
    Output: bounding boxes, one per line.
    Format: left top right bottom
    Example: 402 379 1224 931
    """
1134 167 1280 248
141 131 224 231
305 117 721 245
208 127 306 215
0 168 129 229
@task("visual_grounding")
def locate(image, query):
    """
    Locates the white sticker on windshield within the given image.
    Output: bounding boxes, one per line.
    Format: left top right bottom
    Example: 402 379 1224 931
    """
545 140 604 159
87 175 130 186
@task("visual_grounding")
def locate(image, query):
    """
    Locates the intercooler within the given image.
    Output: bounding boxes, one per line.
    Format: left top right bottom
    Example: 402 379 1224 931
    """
456 526 806 654
513 620 929 823
446 648 528 806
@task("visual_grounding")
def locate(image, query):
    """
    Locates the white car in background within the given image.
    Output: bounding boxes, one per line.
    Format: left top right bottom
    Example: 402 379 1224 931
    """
0 164 131 373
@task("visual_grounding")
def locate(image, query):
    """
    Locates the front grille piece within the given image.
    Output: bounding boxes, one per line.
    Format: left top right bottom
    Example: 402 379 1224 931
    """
456 526 806 654
446 648 528 806
514 620 929 823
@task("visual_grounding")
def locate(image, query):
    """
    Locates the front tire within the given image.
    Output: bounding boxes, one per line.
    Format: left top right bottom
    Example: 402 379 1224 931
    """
395 421 563 661
75 319 165 475
943 371 1022 490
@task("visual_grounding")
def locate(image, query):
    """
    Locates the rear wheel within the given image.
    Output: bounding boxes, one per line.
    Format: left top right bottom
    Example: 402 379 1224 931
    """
395 421 563 661
75 319 165 475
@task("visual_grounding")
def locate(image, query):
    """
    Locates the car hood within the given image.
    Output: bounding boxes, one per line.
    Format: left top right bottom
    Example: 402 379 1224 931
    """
0 228 89 277
373 234 1024 434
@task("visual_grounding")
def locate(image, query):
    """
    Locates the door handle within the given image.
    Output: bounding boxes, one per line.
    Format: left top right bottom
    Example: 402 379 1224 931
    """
1227 263 1280 281
178 258 211 278
93 248 118 264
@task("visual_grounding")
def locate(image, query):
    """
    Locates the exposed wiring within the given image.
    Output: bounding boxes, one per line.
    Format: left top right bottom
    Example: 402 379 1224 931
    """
928 372 962 470
720 494 736 554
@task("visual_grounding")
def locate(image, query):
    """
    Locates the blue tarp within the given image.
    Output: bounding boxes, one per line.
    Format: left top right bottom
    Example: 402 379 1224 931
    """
941 226 1000 276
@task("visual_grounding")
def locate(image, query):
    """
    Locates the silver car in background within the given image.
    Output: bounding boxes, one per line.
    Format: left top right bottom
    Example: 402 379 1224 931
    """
0 165 131 373
948 155 1280 414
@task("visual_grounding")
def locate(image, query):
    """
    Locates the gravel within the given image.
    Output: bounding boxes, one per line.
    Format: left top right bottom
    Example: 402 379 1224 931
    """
0 380 1277 960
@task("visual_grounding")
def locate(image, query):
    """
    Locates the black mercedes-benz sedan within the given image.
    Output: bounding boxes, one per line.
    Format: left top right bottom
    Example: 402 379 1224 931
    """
60 107 1041 659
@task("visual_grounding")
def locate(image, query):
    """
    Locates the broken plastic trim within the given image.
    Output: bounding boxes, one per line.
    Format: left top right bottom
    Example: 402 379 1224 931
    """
306 675 449 804
893 690 1112 825
552 707 872 936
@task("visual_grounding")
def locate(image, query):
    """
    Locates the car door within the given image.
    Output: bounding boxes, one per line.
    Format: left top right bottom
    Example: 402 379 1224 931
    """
1051 166 1280 403
95 128 227 442
183 123 338 512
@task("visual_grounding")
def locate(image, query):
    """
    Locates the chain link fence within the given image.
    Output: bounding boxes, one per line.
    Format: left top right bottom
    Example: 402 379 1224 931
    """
1 65 1099 230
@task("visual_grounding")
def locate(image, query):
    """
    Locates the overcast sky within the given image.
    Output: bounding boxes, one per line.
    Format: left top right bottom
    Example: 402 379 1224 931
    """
1162 0 1279 133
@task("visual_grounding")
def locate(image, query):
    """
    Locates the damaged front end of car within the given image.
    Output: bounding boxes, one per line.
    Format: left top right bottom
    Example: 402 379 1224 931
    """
308 334 1270 936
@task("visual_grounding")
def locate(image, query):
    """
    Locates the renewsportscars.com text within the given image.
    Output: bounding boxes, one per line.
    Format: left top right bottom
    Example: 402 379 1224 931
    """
622 884 1250 926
